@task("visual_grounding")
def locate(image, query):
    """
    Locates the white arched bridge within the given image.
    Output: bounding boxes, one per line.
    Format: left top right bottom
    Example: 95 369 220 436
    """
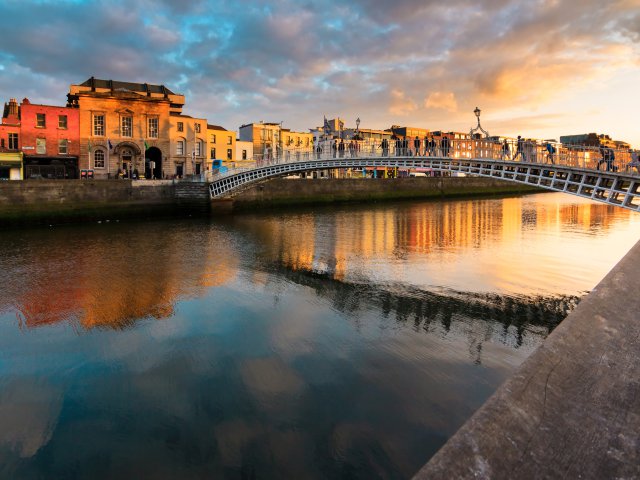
208 139 640 211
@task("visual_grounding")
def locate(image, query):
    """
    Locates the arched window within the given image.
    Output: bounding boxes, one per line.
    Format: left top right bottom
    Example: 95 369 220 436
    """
94 149 105 168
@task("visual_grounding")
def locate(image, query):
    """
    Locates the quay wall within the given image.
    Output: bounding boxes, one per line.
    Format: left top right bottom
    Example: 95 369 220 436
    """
413 237 640 479
231 177 541 209
0 177 540 226
0 180 178 226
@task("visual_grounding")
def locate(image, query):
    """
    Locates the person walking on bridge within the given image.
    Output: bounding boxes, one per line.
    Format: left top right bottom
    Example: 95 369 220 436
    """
512 136 524 161
381 138 389 156
545 142 556 164
414 136 421 157
501 139 510 160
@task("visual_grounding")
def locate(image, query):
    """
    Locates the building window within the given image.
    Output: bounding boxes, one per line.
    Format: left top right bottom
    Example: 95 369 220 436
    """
195 141 201 156
242 149 247 160
121 116 132 137
148 118 159 138
36 138 46 154
8 133 18 150
195 123 201 133
177 140 184 155
93 114 105 136
58 139 68 154
0 139 4 148
36 113 46 128
227 136 232 145
211 134 216 144
177 122 183 132
58 115 67 129
94 150 105 168
227 149 232 160
210 147 216 159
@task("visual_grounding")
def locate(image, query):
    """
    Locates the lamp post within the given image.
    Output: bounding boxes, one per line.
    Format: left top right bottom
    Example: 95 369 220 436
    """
355 117 360 139
469 106 490 138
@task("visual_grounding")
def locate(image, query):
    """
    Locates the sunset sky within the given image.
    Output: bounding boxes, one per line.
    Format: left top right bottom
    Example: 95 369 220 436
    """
0 0 638 146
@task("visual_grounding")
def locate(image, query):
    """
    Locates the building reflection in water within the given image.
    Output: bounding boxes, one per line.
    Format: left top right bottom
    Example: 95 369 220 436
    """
0 192 638 331
0 221 239 330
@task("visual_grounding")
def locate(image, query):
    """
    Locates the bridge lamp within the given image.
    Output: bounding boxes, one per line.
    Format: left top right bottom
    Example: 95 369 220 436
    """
470 106 490 138
356 117 360 132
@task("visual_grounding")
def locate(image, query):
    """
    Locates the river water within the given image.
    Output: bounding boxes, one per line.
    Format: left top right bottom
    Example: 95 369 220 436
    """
1 192 639 479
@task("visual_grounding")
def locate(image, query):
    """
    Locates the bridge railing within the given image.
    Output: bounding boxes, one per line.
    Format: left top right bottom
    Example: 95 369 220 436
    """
206 138 638 182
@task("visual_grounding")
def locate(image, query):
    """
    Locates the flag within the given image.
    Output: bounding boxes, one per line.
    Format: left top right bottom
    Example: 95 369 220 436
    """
144 140 149 150
108 139 113 150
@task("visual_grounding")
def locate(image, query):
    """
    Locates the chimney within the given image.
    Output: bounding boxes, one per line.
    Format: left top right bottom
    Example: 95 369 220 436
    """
8 98 18 115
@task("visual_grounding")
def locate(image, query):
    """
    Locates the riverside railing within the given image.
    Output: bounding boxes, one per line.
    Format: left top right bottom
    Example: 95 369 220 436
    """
206 138 638 182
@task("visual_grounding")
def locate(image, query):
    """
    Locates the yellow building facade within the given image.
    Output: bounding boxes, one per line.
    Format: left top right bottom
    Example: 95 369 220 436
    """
207 124 236 167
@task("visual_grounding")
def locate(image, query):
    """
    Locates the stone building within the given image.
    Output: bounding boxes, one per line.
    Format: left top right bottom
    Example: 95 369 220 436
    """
67 77 186 179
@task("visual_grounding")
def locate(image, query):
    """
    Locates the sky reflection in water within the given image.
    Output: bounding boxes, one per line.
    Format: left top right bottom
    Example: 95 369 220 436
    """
0 192 639 479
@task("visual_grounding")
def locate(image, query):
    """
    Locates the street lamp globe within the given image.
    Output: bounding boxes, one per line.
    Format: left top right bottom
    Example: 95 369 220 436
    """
474 107 481 119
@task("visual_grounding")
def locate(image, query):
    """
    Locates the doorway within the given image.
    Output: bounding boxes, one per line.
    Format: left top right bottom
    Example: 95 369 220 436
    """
145 147 162 179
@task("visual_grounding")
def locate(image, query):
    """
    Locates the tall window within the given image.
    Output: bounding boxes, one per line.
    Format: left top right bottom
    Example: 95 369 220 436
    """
211 134 216 144
36 113 46 128
36 138 46 154
177 122 183 132
195 141 201 156
121 116 132 137
195 123 201 133
94 150 105 168
148 118 159 138
93 114 105 136
58 139 68 154
210 147 216 159
227 149 232 160
58 115 67 129
227 136 232 145
242 150 247 160
8 133 18 150
177 140 184 155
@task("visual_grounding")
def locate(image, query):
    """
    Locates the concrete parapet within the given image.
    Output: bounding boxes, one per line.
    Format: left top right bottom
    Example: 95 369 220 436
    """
413 238 640 479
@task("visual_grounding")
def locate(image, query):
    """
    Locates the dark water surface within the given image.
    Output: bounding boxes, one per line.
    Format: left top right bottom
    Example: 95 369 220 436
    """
1 193 639 479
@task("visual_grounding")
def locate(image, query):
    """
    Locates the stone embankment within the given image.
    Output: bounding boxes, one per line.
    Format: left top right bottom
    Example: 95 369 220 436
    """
0 177 540 226
413 238 640 479
230 177 540 210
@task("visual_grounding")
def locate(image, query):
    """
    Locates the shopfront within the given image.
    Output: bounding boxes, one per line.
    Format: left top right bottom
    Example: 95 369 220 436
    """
0 152 23 180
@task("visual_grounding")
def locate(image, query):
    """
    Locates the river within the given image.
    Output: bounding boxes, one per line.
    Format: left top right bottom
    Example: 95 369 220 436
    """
1 192 639 479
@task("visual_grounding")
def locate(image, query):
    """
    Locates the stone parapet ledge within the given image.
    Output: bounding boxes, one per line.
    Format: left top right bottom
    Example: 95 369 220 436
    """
413 238 640 479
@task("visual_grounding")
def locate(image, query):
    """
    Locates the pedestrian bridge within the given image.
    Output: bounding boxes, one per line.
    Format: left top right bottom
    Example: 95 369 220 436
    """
208 140 640 212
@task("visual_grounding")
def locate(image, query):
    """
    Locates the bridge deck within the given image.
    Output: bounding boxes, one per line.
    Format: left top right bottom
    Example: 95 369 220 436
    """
208 154 640 212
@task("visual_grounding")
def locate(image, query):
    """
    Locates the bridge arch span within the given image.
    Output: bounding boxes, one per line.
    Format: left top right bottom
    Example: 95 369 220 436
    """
209 156 640 212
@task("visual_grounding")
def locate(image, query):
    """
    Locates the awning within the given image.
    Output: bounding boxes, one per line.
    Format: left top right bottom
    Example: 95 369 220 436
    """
0 152 23 165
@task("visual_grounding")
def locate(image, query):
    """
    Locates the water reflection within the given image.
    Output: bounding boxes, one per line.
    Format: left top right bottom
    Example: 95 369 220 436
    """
1 193 640 479
0 222 238 329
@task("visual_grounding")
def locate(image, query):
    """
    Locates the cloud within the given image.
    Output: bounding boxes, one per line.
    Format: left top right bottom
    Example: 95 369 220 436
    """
425 92 458 112
0 0 638 145
389 89 417 116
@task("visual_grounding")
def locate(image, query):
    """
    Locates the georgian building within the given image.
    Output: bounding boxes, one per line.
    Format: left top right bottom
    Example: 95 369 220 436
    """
19 98 80 179
170 114 207 177
67 77 185 179
0 98 23 180
207 124 236 167
239 122 313 158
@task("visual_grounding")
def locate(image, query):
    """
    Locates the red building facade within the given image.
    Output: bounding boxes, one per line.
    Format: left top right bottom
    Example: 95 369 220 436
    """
20 98 80 179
